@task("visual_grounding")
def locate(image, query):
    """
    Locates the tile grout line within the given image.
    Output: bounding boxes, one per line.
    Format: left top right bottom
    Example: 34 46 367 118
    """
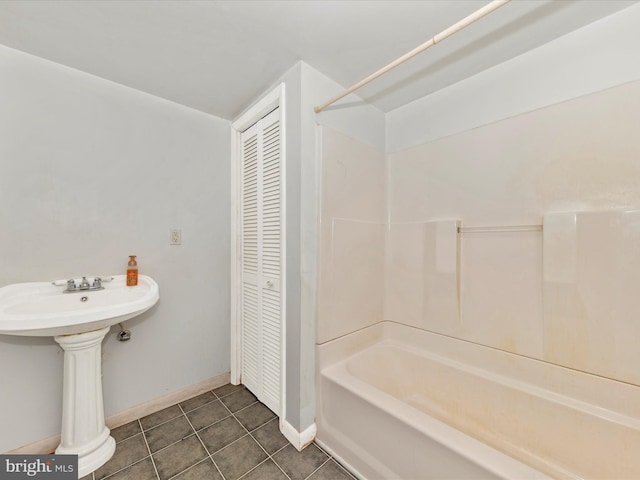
235 394 330 480
99 434 154 480
230 399 259 415
212 385 247 401
139 418 161 480
99 386 356 480
99 454 152 479
313 441 357 479
215 388 291 480
177 400 229 480
137 390 234 459
140 386 242 434
220 394 278 480
303 456 332 480
236 441 292 480
165 457 215 480
140 413 183 433
236 458 271 480
316 445 358 480
223 398 293 480
96 389 228 480
253 443 292 480
336 459 359 480
149 390 274 479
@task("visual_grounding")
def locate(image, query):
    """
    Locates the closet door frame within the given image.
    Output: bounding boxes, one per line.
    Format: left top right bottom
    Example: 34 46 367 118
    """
230 84 286 417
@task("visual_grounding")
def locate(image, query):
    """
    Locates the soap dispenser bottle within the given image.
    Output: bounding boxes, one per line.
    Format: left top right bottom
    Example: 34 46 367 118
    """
127 255 138 286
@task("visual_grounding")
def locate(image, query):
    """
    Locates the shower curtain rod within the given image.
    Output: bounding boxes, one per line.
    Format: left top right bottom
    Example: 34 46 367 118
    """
314 0 512 114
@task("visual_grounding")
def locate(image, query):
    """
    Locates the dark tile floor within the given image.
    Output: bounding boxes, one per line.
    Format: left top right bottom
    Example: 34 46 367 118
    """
80 384 355 480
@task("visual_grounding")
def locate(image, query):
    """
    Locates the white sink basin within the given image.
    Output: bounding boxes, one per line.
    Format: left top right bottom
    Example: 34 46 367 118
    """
0 274 159 336
0 273 159 477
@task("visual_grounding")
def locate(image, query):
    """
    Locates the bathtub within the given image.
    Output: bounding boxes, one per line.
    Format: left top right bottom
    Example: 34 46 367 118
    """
316 322 640 479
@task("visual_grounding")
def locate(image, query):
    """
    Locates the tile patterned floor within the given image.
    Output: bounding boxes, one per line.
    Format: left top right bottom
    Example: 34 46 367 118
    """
80 384 355 480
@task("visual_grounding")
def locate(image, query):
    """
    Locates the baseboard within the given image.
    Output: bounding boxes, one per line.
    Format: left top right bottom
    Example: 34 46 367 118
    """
7 372 230 455
105 372 230 430
7 433 61 456
280 419 317 452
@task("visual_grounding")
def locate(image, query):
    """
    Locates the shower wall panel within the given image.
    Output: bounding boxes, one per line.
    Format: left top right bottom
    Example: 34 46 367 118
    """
386 79 640 384
317 126 385 344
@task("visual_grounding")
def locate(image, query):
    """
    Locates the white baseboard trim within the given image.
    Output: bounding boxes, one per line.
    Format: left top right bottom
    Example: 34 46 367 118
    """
280 419 317 452
7 372 230 455
106 372 230 430
8 433 61 456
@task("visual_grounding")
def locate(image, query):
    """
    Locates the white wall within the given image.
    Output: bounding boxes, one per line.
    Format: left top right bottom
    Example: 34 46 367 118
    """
387 2 640 152
0 46 231 452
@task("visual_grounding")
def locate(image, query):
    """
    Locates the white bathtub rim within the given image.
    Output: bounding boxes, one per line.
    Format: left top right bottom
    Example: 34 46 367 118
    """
320 320 640 421
323 360 554 480
385 321 640 418
349 339 640 432
317 321 640 479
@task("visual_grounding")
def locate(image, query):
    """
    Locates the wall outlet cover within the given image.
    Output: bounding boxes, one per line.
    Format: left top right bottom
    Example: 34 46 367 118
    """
170 229 182 245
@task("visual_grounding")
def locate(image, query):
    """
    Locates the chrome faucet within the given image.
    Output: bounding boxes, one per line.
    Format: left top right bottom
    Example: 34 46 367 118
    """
60 276 111 293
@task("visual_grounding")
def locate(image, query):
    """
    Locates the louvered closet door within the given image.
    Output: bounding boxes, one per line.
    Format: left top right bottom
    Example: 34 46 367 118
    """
240 108 282 415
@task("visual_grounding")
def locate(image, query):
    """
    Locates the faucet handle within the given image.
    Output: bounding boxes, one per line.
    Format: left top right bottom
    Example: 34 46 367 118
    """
92 277 102 288
62 279 77 293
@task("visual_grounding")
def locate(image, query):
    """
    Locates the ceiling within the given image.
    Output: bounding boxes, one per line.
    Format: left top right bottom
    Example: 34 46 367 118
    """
0 0 636 120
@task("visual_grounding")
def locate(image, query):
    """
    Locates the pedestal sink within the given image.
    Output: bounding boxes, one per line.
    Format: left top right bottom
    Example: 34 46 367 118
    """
0 275 159 477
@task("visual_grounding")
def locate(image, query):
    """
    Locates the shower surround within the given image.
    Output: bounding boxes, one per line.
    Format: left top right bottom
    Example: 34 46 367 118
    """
315 79 640 479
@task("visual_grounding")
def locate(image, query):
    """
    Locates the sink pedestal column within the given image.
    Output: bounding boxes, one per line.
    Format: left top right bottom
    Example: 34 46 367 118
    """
54 327 116 478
